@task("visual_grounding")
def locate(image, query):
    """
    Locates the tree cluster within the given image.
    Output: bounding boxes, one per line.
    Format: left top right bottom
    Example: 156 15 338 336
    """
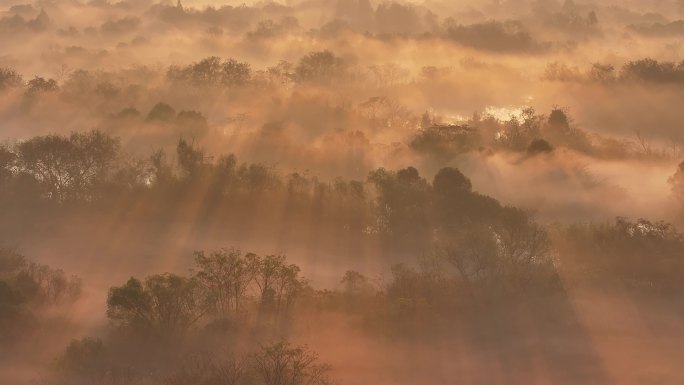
0 247 81 342
107 250 307 338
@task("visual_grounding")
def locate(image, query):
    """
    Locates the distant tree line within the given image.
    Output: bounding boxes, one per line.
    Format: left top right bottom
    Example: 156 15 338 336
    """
545 58 684 84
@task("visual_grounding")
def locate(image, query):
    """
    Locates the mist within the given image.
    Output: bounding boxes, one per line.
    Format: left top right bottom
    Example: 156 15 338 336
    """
2 1 684 384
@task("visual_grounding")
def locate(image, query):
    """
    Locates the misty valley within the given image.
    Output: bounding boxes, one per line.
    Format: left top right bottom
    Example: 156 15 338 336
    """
3 1 684 384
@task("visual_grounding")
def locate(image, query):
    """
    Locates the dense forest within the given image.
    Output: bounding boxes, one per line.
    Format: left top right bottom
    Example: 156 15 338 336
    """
3 0 684 384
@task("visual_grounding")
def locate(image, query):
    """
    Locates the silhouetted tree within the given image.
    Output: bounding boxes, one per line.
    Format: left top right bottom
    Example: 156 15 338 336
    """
527 139 554 155
147 102 177 122
0 67 23 90
252 255 305 325
621 58 684 83
57 338 107 376
106 274 209 337
168 57 251 87
16 131 119 201
410 124 480 161
176 138 205 178
445 209 556 296
193 249 258 315
340 270 372 295
294 51 347 84
251 341 331 385
165 353 246 385
669 161 684 209
368 167 431 244
589 63 616 82
25 76 58 95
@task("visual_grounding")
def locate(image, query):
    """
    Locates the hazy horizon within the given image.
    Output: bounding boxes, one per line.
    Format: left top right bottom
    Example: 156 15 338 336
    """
2 1 684 384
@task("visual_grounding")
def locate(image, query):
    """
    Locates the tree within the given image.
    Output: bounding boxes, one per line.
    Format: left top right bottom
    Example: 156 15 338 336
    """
147 102 176 122
168 57 221 86
252 255 305 324
168 57 251 87
669 161 684 208
16 131 120 201
0 67 23 90
410 124 480 161
0 281 24 335
57 338 107 375
547 108 570 133
0 144 15 186
165 353 246 385
420 111 432 129
431 167 478 229
106 274 209 337
367 167 431 242
527 139 554 155
339 271 376 312
1 247 81 305
271 264 305 318
149 149 174 187
496 109 542 151
238 163 279 191
1 248 81 342
221 58 252 86
176 138 205 178
433 167 472 197
444 208 556 296
25 76 58 96
560 218 684 290
544 108 591 151
176 110 209 137
251 341 331 385
340 270 372 295
589 63 615 82
193 249 258 315
294 51 347 84
253 255 285 307
621 58 684 83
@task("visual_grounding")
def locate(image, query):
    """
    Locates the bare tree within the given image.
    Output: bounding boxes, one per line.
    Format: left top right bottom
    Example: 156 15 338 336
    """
252 341 332 385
